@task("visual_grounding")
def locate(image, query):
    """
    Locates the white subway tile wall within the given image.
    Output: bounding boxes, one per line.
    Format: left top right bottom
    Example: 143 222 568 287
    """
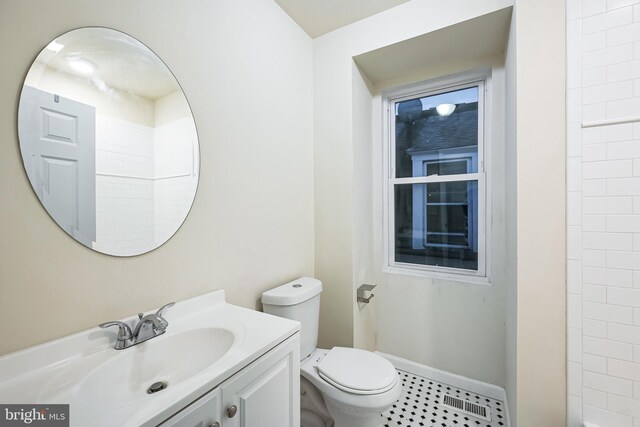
153 117 198 246
94 115 155 255
92 115 198 256
568 0 640 425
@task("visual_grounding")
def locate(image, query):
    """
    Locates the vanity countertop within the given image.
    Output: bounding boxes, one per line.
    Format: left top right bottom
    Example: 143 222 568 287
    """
0 290 299 426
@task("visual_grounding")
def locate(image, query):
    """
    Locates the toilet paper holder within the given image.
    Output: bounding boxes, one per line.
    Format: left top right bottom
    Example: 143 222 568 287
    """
357 284 376 303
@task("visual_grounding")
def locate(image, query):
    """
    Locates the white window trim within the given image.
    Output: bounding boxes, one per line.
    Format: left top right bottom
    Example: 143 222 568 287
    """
382 70 492 284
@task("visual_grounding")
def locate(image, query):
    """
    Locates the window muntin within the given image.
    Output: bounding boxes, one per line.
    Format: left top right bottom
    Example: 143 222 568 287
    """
388 81 485 277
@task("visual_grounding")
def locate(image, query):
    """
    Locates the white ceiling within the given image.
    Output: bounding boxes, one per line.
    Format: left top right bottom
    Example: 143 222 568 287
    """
41 27 179 100
274 0 410 38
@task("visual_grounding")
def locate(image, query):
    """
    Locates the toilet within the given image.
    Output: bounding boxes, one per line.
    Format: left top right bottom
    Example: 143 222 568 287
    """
261 277 402 427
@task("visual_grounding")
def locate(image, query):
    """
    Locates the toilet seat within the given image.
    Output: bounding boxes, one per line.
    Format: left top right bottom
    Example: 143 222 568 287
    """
318 371 398 395
316 347 398 395
301 347 403 419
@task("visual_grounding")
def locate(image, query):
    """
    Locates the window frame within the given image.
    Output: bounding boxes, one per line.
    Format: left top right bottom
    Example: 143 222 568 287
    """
382 72 491 284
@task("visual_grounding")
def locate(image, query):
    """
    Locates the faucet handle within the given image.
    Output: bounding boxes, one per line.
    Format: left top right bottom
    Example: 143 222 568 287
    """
156 302 175 318
99 321 133 341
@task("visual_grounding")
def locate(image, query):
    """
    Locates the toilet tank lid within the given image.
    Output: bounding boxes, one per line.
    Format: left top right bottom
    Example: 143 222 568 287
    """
261 277 322 306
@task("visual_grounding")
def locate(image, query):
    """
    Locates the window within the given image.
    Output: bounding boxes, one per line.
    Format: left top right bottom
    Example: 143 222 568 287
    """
385 78 488 279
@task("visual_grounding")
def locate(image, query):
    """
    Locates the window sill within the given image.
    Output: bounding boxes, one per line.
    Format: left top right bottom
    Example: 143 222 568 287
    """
383 265 492 286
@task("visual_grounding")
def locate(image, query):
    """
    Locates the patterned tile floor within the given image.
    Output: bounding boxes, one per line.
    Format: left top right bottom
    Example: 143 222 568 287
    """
379 370 508 427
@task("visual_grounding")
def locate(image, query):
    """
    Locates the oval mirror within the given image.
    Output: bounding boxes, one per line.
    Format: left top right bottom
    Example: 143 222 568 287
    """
18 28 199 256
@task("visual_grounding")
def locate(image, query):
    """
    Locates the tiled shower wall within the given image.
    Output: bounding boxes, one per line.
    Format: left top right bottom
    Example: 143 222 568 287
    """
153 117 198 245
94 115 155 255
567 0 640 426
93 115 197 255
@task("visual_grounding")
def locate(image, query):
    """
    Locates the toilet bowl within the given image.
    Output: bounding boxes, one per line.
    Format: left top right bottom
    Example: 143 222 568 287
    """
301 348 401 427
262 277 402 427
300 376 332 427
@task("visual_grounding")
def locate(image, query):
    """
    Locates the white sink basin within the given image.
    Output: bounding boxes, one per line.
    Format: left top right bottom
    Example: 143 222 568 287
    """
78 328 235 405
0 290 300 427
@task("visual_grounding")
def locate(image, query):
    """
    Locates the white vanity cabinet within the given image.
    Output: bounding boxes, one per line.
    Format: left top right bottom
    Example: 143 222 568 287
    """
160 388 222 427
160 333 300 427
0 290 301 427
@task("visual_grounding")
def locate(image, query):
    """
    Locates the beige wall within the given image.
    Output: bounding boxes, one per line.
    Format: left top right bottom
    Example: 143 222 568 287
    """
0 0 314 356
313 0 513 387
369 54 509 388
351 64 376 351
513 0 566 425
155 90 192 127
313 0 566 423
0 2 568 424
504 10 519 424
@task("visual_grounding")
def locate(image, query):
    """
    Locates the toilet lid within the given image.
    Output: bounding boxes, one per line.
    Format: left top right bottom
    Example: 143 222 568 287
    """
316 347 398 395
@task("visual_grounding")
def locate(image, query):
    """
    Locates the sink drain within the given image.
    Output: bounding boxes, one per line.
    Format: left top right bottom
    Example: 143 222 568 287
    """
147 381 168 394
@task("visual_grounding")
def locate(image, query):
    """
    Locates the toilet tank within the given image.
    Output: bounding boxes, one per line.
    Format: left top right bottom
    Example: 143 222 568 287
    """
261 277 322 360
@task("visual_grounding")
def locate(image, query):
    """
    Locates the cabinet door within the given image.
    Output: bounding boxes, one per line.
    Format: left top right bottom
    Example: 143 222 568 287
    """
221 334 300 427
159 387 222 427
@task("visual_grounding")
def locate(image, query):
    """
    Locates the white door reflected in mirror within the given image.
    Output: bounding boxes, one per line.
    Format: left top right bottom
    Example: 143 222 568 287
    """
18 27 199 256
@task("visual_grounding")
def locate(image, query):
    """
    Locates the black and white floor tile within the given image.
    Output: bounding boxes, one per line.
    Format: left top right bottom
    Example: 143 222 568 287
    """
379 370 508 427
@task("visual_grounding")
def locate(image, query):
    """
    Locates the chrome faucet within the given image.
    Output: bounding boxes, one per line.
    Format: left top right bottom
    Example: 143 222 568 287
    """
99 302 175 350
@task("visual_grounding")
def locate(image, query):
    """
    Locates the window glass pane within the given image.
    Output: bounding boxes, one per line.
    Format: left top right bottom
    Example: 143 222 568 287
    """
425 160 468 176
394 181 478 271
426 181 469 204
395 86 479 178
